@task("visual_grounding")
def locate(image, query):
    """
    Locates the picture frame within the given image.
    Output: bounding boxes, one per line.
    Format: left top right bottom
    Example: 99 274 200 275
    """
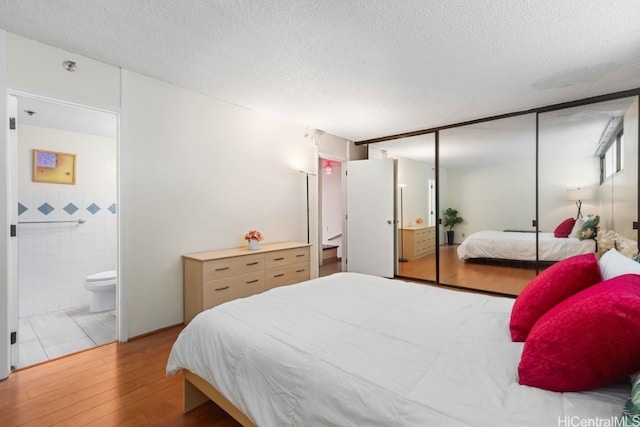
32 149 76 185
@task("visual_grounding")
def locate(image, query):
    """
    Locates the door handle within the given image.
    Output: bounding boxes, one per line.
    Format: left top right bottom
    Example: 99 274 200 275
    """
387 220 393 224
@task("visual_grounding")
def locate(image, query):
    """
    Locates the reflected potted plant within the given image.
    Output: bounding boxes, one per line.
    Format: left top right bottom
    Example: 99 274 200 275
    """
443 208 463 245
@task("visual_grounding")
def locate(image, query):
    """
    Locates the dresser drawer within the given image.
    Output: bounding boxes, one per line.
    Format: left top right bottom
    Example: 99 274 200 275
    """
415 229 428 238
203 253 265 281
203 271 265 309
415 238 429 249
266 247 310 268
266 261 310 289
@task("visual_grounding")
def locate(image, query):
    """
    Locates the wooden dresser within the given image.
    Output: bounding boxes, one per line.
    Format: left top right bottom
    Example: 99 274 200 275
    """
183 242 311 323
400 226 436 260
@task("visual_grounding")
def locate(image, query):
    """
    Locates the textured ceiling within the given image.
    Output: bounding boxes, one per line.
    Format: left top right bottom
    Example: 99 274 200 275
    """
0 1 639 142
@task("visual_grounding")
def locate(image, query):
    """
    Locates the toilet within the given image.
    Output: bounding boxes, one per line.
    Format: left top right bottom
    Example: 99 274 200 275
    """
85 270 117 313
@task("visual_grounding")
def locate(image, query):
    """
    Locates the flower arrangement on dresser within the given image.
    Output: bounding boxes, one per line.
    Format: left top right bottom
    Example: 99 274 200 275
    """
415 217 424 225
245 230 264 250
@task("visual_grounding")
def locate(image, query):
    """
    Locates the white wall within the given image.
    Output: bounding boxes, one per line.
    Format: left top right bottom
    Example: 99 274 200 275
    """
18 125 117 191
446 160 537 241
0 32 351 349
6 34 120 109
538 155 599 231
121 70 317 337
17 125 117 316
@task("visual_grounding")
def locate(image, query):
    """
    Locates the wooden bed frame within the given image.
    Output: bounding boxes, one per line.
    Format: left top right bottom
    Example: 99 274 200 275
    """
183 370 256 427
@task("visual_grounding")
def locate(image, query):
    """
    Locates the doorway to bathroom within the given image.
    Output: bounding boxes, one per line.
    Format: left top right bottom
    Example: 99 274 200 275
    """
9 93 118 369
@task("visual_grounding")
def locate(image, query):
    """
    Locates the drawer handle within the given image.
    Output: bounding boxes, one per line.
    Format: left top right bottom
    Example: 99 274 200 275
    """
296 269 306 273
215 286 230 291
273 257 285 261
214 267 230 271
295 254 305 257
274 273 285 278
246 279 259 284
246 261 259 266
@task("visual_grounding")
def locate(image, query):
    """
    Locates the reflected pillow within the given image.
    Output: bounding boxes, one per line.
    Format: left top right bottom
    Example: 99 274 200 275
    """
554 218 576 238
569 218 584 238
579 215 600 240
518 274 640 392
510 253 601 342
598 248 640 280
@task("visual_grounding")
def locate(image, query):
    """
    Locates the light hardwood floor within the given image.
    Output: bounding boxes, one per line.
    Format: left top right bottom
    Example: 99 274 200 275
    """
398 244 537 296
0 325 239 427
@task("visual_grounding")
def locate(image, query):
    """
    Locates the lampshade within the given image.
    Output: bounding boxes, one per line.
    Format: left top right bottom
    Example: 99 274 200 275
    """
566 187 595 201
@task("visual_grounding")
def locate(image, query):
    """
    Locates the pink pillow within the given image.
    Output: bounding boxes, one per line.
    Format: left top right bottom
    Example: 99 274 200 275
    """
518 274 640 391
510 253 601 341
554 218 576 238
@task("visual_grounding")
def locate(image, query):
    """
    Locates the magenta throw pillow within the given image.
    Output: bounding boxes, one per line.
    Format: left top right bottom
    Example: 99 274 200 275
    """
518 274 640 392
554 218 576 238
509 253 601 341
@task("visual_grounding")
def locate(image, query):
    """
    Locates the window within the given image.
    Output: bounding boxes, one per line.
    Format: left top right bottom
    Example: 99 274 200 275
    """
600 127 624 183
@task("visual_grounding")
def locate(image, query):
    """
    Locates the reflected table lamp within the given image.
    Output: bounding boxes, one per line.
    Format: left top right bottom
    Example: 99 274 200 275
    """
566 187 595 219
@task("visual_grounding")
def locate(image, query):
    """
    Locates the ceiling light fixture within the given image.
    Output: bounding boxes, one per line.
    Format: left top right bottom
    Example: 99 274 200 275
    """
63 60 77 72
24 110 36 116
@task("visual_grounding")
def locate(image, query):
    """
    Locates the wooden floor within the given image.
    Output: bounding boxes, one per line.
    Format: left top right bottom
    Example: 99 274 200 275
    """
0 326 239 427
398 244 536 296
318 246 533 296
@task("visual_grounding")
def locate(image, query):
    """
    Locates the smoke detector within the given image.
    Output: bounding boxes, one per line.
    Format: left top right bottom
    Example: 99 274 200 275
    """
63 60 77 72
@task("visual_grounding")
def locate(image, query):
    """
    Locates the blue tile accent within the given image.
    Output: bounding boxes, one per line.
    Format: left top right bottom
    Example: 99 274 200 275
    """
86 203 101 215
37 202 55 216
63 203 79 215
107 203 117 214
18 203 28 216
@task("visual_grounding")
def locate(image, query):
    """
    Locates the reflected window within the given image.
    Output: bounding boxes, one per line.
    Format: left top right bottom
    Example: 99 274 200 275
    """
600 127 624 183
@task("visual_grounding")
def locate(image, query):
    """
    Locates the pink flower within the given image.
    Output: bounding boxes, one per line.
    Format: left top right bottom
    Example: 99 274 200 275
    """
244 230 264 241
415 217 424 224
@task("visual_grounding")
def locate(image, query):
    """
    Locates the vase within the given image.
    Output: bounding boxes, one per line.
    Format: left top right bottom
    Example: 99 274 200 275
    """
248 239 260 251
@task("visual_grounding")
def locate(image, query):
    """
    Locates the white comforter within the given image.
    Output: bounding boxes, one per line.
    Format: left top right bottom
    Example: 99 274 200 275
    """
457 230 596 261
167 273 627 427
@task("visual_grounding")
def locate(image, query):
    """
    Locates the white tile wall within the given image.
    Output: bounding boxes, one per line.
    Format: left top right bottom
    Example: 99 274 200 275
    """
18 190 117 317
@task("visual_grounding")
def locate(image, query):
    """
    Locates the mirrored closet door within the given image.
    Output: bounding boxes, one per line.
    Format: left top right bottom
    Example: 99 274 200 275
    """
364 91 639 296
539 96 639 260
437 114 537 295
369 134 437 281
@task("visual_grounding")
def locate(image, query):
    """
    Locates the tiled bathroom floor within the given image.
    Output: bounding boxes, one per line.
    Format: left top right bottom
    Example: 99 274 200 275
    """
16 305 116 369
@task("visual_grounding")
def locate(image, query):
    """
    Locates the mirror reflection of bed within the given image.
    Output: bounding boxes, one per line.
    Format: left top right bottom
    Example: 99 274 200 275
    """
373 95 638 296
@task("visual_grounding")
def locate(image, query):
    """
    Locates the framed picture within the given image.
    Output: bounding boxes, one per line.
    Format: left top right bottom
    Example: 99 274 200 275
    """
32 149 76 185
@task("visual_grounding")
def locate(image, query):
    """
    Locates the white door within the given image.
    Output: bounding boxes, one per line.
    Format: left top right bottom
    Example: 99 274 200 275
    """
344 159 395 277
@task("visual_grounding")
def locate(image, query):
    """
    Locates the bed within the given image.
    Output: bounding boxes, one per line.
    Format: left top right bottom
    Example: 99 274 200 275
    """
166 272 629 426
457 230 596 262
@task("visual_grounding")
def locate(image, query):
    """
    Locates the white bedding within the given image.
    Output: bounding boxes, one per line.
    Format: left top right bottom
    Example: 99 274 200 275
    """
167 272 628 427
457 230 596 261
